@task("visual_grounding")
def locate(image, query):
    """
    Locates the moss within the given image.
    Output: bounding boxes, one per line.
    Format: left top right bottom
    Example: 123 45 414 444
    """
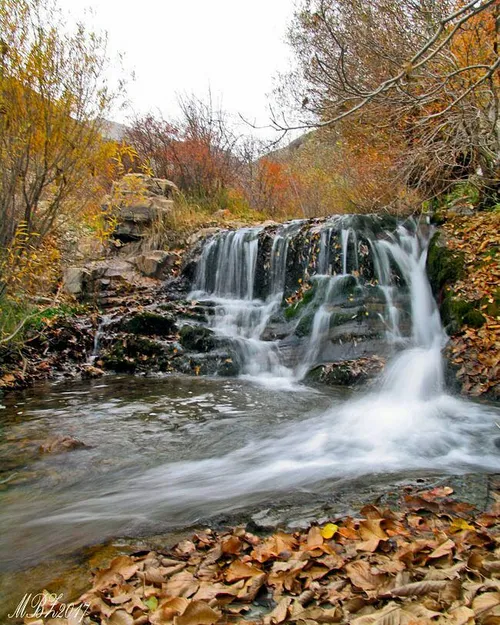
426 232 466 297
179 325 217 352
295 312 314 337
100 343 137 373
122 312 177 336
440 296 486 333
462 309 486 329
101 336 166 372
480 290 500 317
329 311 356 327
284 285 317 320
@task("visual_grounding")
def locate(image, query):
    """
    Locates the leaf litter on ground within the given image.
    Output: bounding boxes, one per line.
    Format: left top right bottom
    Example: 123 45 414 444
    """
26 482 500 625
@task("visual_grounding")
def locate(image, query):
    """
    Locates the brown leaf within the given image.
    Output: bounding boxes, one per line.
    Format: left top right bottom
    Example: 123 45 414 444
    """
108 611 134 625
237 572 267 602
163 571 199 598
174 600 220 625
150 597 190 624
472 592 500 616
225 560 264 582
345 560 389 591
221 535 242 555
92 555 139 591
436 606 475 625
265 597 292 625
428 538 455 560
386 579 449 597
307 526 324 548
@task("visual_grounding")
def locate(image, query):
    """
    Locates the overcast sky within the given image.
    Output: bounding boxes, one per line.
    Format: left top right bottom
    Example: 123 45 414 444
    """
58 0 297 137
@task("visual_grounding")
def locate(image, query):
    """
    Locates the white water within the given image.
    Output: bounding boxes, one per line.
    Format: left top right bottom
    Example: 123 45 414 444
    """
192 223 300 387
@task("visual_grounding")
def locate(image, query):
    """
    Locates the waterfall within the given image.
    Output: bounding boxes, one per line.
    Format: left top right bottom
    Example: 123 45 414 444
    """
341 227 359 275
88 314 114 364
194 227 261 299
191 226 296 387
317 228 333 275
269 220 304 297
24 218 499 546
190 217 445 390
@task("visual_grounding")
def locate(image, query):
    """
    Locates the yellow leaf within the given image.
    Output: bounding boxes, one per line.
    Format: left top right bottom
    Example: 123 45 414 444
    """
320 523 339 539
449 518 475 533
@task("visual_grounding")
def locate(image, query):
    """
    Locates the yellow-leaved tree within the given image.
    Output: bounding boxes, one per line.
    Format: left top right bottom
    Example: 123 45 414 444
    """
0 0 120 303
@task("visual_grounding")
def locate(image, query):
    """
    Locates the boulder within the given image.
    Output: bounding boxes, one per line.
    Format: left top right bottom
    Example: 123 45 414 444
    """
103 174 178 242
179 325 217 352
63 267 89 296
40 435 89 454
133 251 177 278
307 356 385 387
122 311 178 336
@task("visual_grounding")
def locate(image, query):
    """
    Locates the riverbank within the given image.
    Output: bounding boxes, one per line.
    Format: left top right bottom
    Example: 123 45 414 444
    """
5 474 500 625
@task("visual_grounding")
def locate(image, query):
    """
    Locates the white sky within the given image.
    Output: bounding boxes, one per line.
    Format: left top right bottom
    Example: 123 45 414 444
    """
58 0 297 137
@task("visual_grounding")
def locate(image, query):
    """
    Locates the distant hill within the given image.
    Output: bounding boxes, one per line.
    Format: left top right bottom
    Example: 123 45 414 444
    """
265 130 316 162
101 119 129 142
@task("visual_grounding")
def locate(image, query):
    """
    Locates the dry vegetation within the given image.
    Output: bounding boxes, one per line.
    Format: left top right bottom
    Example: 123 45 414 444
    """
443 210 500 397
29 483 500 625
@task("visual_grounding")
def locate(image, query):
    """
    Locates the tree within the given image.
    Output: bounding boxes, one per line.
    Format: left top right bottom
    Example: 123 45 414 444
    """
280 0 500 200
0 0 117 295
126 94 241 204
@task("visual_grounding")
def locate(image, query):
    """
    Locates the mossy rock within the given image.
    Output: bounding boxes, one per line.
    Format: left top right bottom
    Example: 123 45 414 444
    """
100 336 167 372
440 296 486 333
179 325 217 352
329 311 357 327
100 343 137 373
426 232 466 297
284 285 317 321
122 312 177 337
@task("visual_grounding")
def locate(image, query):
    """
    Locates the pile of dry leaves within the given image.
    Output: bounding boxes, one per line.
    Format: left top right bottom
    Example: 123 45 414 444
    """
28 484 500 625
442 211 500 397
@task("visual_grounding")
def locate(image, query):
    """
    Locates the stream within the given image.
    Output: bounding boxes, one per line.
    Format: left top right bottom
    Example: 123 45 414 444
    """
1 218 500 611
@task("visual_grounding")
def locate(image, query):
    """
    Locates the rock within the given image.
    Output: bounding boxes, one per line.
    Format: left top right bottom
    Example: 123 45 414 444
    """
62 259 157 304
100 336 177 373
133 251 177 278
103 174 178 242
179 325 217 352
40 435 89 454
122 311 178 337
81 365 105 379
307 356 385 387
186 227 221 248
63 267 89 296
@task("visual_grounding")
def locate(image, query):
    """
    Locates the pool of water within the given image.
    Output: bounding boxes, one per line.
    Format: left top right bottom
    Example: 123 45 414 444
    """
0 375 343 571
1 372 499 578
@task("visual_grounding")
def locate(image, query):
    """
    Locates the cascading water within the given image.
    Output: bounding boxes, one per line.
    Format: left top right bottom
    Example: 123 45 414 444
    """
3 215 500 570
191 222 303 387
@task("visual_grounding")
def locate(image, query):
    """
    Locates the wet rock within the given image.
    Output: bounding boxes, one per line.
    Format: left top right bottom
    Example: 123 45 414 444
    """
100 335 176 373
179 325 217 353
81 365 105 379
307 356 385 387
122 312 177 337
40 435 89 454
173 352 239 376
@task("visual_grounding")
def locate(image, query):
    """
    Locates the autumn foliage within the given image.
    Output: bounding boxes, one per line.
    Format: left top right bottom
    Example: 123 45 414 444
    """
36 480 500 624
